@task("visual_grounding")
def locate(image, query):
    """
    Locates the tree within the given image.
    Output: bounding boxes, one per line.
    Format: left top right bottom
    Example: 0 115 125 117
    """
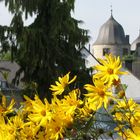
0 0 90 99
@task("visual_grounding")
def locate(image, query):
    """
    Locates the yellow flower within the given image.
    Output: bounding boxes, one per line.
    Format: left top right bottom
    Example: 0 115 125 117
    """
0 115 22 140
20 122 38 140
127 126 140 140
45 118 65 140
84 79 113 110
78 102 93 119
5 115 25 139
0 115 11 140
45 97 71 140
51 90 79 125
9 115 24 128
113 99 140 128
94 54 127 85
48 90 82 139
117 126 140 140
49 72 77 96
115 98 137 111
0 95 15 116
26 95 52 127
62 89 83 115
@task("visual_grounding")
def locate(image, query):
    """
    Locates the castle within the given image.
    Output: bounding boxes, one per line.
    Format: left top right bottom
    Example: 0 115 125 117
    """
90 13 140 80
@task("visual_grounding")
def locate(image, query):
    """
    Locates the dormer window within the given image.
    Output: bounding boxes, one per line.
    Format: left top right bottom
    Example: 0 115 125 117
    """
103 48 111 56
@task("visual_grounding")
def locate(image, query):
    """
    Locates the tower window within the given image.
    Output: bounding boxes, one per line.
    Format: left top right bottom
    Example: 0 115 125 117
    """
103 48 111 56
123 48 128 55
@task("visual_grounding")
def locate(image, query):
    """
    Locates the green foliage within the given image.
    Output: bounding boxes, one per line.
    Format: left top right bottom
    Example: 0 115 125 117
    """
0 51 11 60
0 0 90 99
122 54 136 61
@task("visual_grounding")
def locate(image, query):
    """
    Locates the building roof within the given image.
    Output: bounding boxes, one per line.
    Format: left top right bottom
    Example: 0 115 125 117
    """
94 15 128 45
120 70 140 102
131 34 140 51
0 61 19 82
0 61 24 88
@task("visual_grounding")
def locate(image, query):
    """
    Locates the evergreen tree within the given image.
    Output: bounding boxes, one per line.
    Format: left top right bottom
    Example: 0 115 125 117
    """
0 0 90 99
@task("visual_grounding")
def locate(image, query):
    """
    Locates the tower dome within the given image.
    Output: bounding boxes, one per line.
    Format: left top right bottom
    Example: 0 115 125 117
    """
94 15 127 45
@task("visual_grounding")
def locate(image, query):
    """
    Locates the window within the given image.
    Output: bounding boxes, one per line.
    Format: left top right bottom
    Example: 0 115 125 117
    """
103 48 111 56
123 48 128 55
0 81 8 89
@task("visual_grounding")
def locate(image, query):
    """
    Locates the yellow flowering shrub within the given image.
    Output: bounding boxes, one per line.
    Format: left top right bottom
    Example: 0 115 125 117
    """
0 54 140 140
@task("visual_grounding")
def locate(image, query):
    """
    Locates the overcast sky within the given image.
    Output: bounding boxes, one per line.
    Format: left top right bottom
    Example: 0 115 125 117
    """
0 0 140 44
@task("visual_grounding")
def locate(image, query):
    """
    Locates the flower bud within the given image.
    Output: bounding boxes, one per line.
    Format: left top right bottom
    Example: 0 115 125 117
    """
118 90 125 99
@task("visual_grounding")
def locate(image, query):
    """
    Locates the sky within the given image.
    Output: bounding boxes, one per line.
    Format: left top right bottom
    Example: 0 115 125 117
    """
0 0 140 44
74 0 140 44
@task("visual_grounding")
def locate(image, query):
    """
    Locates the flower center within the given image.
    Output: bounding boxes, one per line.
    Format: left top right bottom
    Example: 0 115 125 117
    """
98 90 105 97
9 129 14 134
113 79 120 86
55 126 60 132
41 110 46 116
107 68 113 74
63 82 68 87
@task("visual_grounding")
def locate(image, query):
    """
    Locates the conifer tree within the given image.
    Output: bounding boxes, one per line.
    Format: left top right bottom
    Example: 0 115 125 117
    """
0 0 90 99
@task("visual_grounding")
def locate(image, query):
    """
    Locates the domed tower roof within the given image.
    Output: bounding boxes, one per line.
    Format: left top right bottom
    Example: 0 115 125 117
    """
94 15 127 45
131 33 140 51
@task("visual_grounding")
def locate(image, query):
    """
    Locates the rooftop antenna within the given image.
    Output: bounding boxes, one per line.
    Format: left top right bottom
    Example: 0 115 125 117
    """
110 5 113 16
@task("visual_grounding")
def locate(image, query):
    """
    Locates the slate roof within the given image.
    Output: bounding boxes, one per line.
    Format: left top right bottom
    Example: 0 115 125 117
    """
94 15 128 45
0 61 23 89
0 61 19 81
121 70 140 102
0 61 24 106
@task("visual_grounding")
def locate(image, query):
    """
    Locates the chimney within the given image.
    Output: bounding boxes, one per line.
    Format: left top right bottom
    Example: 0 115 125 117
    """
125 35 129 44
88 44 91 53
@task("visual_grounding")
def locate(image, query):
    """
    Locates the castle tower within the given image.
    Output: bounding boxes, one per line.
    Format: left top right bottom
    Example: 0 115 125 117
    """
92 13 130 59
